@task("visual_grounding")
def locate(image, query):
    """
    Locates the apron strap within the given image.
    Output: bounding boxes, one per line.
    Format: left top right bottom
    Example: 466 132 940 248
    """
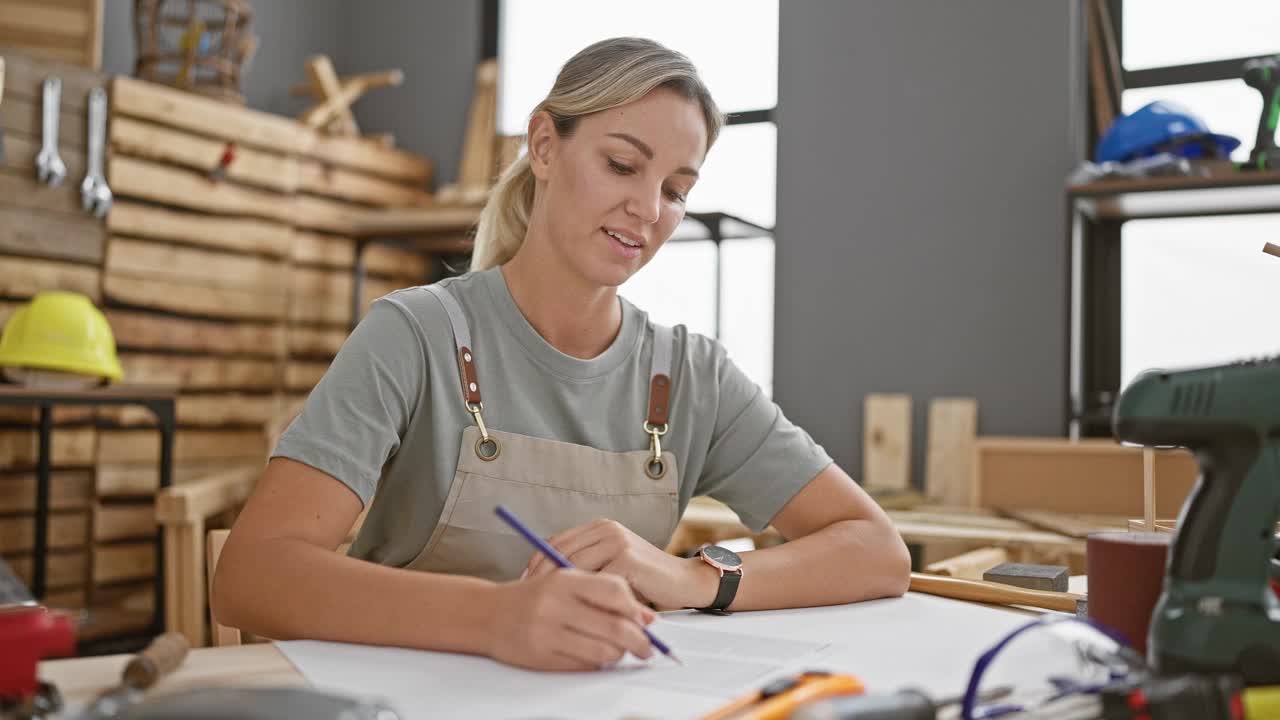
423 284 483 408
646 324 673 428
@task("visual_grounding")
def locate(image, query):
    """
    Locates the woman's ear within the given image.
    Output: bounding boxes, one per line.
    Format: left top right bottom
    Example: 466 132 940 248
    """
526 111 557 181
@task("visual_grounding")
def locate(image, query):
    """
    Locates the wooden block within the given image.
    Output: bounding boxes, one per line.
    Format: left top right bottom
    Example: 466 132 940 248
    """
93 502 156 542
983 562 1069 593
924 546 1009 580
107 201 292 259
297 160 432 208
290 231 355 269
108 156 293 224
99 393 279 428
0 511 88 551
287 326 347 358
117 354 278 391
104 274 284 322
0 93 87 151
105 309 284 358
106 237 289 294
284 361 329 391
0 428 96 468
924 397 978 507
975 438 1197 517
96 429 267 465
0 256 100 301
0 469 93 513
111 75 307 155
93 540 155 584
109 116 298 194
3 549 89 590
97 460 261 497
1 44 106 108
863 394 912 493
308 132 432 185
3 133 88 186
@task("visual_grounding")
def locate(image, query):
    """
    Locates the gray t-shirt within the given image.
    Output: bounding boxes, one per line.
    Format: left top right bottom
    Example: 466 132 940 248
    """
273 267 833 567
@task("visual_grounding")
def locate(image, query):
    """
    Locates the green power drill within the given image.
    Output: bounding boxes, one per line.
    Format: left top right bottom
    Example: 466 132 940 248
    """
1113 357 1280 684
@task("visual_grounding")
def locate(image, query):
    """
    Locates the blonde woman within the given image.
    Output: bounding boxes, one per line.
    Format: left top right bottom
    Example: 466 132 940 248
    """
214 37 909 672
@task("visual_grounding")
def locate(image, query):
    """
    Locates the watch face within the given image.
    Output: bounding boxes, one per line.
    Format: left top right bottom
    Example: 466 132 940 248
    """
701 545 742 570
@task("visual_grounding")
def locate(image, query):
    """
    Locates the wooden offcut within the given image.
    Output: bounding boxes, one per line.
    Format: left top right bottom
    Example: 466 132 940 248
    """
105 309 284 358
107 202 292 259
308 132 432 184
924 397 978 506
863 394 912 493
0 256 101 301
0 203 105 264
106 237 289 294
104 274 285 322
117 355 278 391
109 116 298 193
923 546 1008 580
297 159 432 208
108 156 293 224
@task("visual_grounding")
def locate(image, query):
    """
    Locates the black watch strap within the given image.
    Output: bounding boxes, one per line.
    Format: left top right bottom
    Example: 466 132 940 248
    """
698 569 741 615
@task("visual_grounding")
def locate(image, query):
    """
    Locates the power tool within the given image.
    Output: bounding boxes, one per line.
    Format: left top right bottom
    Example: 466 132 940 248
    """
1113 357 1280 684
1243 55 1280 171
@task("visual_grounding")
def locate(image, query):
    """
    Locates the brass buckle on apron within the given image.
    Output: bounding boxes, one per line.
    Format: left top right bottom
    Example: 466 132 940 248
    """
468 401 501 461
643 421 668 479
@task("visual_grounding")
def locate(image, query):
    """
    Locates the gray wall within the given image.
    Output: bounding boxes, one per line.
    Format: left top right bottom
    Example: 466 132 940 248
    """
774 1 1082 486
101 0 479 186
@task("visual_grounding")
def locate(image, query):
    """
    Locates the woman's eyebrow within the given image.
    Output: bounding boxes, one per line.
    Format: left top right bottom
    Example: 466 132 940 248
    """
606 132 700 178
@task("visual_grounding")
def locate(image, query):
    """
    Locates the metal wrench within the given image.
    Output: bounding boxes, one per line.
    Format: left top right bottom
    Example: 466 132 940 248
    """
35 77 66 187
81 87 112 218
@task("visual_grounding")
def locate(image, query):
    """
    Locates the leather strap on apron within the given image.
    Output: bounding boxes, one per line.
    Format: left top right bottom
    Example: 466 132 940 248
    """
424 284 498 460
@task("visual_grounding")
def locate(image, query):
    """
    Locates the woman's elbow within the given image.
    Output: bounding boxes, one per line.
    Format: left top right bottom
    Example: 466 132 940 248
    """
878 527 912 598
209 541 248 629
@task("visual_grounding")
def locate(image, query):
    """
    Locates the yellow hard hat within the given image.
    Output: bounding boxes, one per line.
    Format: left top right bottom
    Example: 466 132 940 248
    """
0 291 124 381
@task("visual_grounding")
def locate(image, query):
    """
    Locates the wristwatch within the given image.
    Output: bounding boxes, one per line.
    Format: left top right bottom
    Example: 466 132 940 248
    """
694 544 743 614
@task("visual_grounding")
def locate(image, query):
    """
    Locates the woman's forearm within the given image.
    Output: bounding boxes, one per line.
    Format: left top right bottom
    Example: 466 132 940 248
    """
684 518 911 611
212 536 498 654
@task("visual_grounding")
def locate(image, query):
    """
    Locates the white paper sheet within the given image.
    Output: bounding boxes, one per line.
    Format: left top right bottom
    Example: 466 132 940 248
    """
275 593 1056 720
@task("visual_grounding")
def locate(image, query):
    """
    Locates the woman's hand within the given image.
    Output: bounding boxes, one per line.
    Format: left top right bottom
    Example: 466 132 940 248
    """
485 569 657 671
525 519 716 611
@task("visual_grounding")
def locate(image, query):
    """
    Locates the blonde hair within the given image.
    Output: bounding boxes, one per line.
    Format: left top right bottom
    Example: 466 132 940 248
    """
470 37 723 272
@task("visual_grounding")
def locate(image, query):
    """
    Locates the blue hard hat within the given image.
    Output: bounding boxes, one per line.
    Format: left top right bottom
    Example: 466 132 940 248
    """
1095 100 1240 163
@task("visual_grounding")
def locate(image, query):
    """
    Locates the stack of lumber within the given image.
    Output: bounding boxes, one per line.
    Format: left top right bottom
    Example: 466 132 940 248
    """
0 48 457 643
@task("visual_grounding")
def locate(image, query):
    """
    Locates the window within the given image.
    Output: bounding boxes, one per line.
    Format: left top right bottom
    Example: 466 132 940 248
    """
1113 1 1280 392
495 0 779 393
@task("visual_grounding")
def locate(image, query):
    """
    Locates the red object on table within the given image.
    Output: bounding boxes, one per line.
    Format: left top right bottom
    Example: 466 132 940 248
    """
0 607 76 700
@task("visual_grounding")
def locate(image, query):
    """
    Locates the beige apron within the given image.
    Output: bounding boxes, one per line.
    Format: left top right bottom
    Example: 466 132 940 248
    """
405 284 680 581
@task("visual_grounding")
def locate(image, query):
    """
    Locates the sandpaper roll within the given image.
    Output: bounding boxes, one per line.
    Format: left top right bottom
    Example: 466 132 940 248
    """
1087 531 1172 656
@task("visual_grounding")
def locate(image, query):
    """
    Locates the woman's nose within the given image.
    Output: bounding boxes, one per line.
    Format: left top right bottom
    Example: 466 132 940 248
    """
626 183 661 224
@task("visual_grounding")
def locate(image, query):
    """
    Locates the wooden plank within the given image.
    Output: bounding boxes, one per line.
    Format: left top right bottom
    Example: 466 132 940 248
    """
117 354 278 391
93 541 155 584
3 132 88 183
863 394 911 493
289 267 401 326
456 60 498 191
93 502 156 542
284 362 328 392
924 397 978 506
3 45 85 67
107 201 292 259
923 547 1008 581
0 4 91 39
106 237 289 294
0 470 93 513
0 511 88 551
92 580 155 613
1143 447 1156 532
996 508 1125 539
103 274 285 322
290 230 354 268
975 437 1197 517
297 160 432 208
286 326 347 358
108 156 294 224
3 550 88 589
155 466 257 525
891 519 1086 554
308 133 432 184
109 116 298 194
0 202 105 264
343 206 480 238
0 403 93 425
111 75 307 154
105 309 284 358
0 43 105 107
0 256 101 301
0 428 96 468
44 586 87 608
291 193 365 235
97 429 267 465
0 93 86 151
100 393 279 428
365 243 428 280
97 460 260 497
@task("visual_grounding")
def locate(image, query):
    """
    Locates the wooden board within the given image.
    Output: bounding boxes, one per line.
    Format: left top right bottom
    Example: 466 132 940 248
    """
308 133 432 185
0 469 93 513
104 274 285 322
365 244 429 280
96 429 267 465
0 400 94 425
106 237 289 295
97 460 261 497
863 394 912 493
3 132 88 183
93 541 155 584
108 156 294 224
117 354 278 391
284 362 329 392
0 511 89 551
0 92 87 151
291 232 427 281
924 398 978 506
107 201 292 259
975 438 1198 517
93 502 156 542
289 267 401 326
3 549 88 589
91 580 155 612
105 309 284 358
0 256 101 301
0 202 104 264
0 43 106 108
298 160 432 208
109 116 298 194
290 231 354 268
286 326 347 358
111 75 307 155
0 428 96 468
99 393 280 428
0 2 102 70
